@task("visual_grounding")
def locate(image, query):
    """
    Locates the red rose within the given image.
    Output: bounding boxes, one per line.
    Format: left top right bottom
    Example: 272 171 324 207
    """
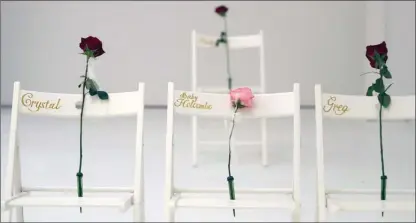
79 36 105 58
215 5 228 17
365 41 388 69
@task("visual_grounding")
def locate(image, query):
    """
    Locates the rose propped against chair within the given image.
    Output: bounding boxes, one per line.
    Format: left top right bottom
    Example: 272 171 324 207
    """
227 87 255 217
214 5 233 90
314 42 415 222
190 5 268 168
362 41 392 217
75 36 110 213
165 82 301 222
1 35 146 222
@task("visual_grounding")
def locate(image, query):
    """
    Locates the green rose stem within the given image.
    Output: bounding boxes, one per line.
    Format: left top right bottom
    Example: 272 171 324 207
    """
365 50 392 217
378 82 392 217
227 105 239 217
378 96 386 217
77 54 91 214
223 16 232 91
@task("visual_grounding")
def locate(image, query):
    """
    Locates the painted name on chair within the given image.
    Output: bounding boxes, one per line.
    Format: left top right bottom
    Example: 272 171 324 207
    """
323 96 349 115
199 37 215 46
174 92 213 110
21 93 62 112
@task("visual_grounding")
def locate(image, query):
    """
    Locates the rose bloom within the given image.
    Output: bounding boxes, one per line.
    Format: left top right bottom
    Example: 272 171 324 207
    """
365 41 388 69
230 87 254 108
79 36 105 57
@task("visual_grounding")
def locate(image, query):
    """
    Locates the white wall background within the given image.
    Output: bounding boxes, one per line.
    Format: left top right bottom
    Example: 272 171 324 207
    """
385 1 415 96
1 1 414 106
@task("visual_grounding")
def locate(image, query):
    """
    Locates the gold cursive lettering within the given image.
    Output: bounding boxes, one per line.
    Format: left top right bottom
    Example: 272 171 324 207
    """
21 93 62 112
174 92 212 110
322 96 349 115
199 37 215 46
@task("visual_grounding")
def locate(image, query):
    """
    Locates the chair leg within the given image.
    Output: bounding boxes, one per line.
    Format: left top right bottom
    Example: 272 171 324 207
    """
192 116 198 167
12 207 23 222
133 203 144 222
261 118 268 167
1 208 12 222
291 207 301 222
1 205 23 222
4 147 24 222
165 206 175 222
315 206 326 222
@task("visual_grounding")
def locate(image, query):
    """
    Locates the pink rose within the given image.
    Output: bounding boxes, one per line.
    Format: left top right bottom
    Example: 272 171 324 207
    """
230 87 254 108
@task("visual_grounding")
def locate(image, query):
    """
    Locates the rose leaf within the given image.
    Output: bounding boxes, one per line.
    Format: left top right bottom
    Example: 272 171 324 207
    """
85 78 99 90
215 39 221 47
89 88 98 96
366 85 374 96
374 78 385 93
380 66 392 79
97 91 109 100
378 92 391 108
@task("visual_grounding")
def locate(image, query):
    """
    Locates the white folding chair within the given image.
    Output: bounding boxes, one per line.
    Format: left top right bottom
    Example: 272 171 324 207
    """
165 82 301 222
191 30 269 167
1 82 146 222
314 84 415 222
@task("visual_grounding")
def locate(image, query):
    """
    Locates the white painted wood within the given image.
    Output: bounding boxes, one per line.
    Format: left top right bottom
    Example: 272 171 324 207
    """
327 199 415 213
165 82 301 222
2 82 22 223
3 194 134 210
196 86 263 94
191 30 268 167
321 93 415 120
18 90 142 118
172 193 295 209
165 82 175 222
193 32 263 49
1 81 146 222
175 188 292 194
326 189 415 195
314 84 415 222
314 85 327 222
292 83 301 222
173 90 295 119
133 82 146 222
21 187 134 193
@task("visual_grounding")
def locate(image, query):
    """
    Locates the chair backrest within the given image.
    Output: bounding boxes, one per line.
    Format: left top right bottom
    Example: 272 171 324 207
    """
165 82 301 204
315 84 415 121
191 30 266 93
314 84 415 212
171 82 296 119
16 83 144 118
4 81 146 205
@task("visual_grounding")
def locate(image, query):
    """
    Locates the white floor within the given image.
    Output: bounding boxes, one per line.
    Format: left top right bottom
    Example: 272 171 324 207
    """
1 108 415 222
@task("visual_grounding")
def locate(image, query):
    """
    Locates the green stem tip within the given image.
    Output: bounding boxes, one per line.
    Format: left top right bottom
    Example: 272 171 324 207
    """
76 172 84 213
227 176 236 217
381 175 387 217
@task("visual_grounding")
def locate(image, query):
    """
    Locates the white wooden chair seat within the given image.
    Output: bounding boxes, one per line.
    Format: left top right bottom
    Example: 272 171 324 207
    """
1 82 146 222
165 82 301 222
170 189 295 210
1 188 136 212
325 190 415 213
191 30 268 167
314 84 416 221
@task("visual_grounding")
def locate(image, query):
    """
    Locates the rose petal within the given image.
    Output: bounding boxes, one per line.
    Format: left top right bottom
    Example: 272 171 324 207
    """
79 36 105 57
